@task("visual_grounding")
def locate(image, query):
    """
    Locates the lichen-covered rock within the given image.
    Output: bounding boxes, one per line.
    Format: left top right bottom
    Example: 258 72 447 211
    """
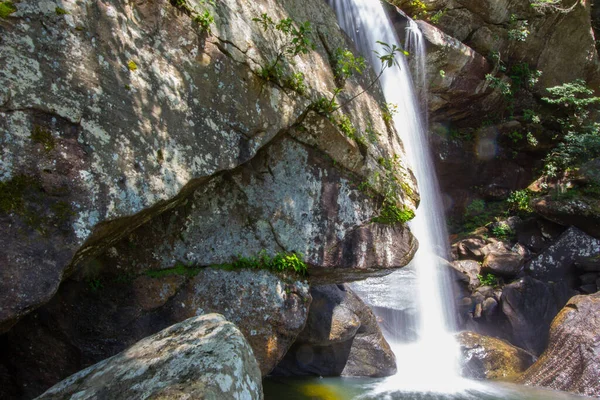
272 285 396 377
519 293 600 397
526 226 600 282
532 195 600 239
0 0 418 330
35 314 262 400
456 331 536 381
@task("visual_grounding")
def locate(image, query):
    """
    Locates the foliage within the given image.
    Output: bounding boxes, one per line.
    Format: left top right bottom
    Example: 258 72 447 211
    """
382 102 398 123
194 9 214 33
477 273 498 287
541 80 600 176
530 0 578 13
409 0 429 20
523 109 541 123
430 9 446 24
333 48 366 81
253 13 315 92
0 1 16 18
509 63 541 91
507 189 533 213
485 74 512 97
507 15 530 42
465 199 486 216
491 222 514 240
371 156 415 225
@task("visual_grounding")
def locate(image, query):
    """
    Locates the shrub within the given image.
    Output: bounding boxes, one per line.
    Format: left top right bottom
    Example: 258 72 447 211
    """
477 273 498 287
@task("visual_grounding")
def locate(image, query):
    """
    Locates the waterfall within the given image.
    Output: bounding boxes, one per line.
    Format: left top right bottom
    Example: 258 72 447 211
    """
327 0 460 392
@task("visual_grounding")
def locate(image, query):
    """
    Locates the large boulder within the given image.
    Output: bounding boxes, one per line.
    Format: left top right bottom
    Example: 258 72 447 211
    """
501 276 575 355
519 293 600 397
532 195 600 239
0 0 418 331
456 331 536 381
0 268 310 398
526 226 600 282
36 314 262 400
481 242 524 278
272 285 396 377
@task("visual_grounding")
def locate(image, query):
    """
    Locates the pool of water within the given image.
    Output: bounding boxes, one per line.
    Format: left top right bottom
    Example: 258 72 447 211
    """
264 376 593 400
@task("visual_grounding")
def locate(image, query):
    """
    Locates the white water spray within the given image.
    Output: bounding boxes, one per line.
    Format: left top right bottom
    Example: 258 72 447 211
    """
328 0 460 392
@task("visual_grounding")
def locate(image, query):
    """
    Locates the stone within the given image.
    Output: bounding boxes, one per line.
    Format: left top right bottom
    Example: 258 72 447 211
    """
0 0 419 331
526 227 600 282
532 195 600 239
519 293 600 397
36 314 262 400
501 277 576 355
272 285 396 377
579 284 597 294
579 272 599 285
456 331 536 381
481 244 524 278
0 269 310 398
452 260 482 288
456 238 488 261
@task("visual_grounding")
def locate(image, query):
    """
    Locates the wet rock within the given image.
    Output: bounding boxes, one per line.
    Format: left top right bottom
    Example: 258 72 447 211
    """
526 227 600 282
456 331 536 381
36 314 262 400
501 277 575 355
519 293 600 397
272 285 396 377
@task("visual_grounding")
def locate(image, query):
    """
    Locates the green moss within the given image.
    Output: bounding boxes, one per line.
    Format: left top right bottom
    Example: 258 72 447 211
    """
0 1 16 18
31 125 55 152
372 201 415 224
55 6 69 15
127 60 138 71
0 175 38 215
50 201 75 222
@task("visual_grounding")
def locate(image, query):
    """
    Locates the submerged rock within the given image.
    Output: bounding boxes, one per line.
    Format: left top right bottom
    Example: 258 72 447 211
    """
272 285 396 377
456 331 535 381
36 314 262 400
519 293 600 397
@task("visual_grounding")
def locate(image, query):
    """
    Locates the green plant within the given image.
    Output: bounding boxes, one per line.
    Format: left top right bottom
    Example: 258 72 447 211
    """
370 156 416 225
485 74 512 97
127 60 138 71
507 189 533 212
491 222 513 239
365 123 380 143
333 47 366 82
507 15 530 42
0 1 16 18
507 130 524 143
410 0 429 19
382 102 398 123
194 9 214 33
509 63 541 91
477 273 498 287
373 201 415 224
465 199 486 216
530 0 578 13
438 69 446 78
523 109 541 123
430 9 446 24
87 278 103 292
253 14 315 86
526 132 538 147
31 125 55 152
282 72 307 95
542 79 600 175
55 6 69 15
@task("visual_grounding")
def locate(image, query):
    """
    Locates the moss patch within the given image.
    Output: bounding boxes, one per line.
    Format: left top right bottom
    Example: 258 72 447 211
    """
0 1 16 19
31 125 55 152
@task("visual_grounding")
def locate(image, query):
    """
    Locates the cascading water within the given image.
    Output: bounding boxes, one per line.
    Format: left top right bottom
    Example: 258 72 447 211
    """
327 0 461 392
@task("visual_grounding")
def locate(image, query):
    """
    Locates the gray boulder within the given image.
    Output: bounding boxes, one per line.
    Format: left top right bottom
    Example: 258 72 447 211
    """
36 314 262 400
272 285 396 377
526 226 600 282
481 243 524 277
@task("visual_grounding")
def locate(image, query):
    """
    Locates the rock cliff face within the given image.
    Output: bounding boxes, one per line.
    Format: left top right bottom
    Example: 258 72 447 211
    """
0 0 418 331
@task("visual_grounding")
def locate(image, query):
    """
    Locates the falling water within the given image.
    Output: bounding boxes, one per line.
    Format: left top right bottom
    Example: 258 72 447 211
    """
327 0 460 392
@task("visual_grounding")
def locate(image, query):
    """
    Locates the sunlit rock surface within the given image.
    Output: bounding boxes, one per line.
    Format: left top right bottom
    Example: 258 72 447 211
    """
35 314 263 400
519 292 600 397
0 0 418 331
